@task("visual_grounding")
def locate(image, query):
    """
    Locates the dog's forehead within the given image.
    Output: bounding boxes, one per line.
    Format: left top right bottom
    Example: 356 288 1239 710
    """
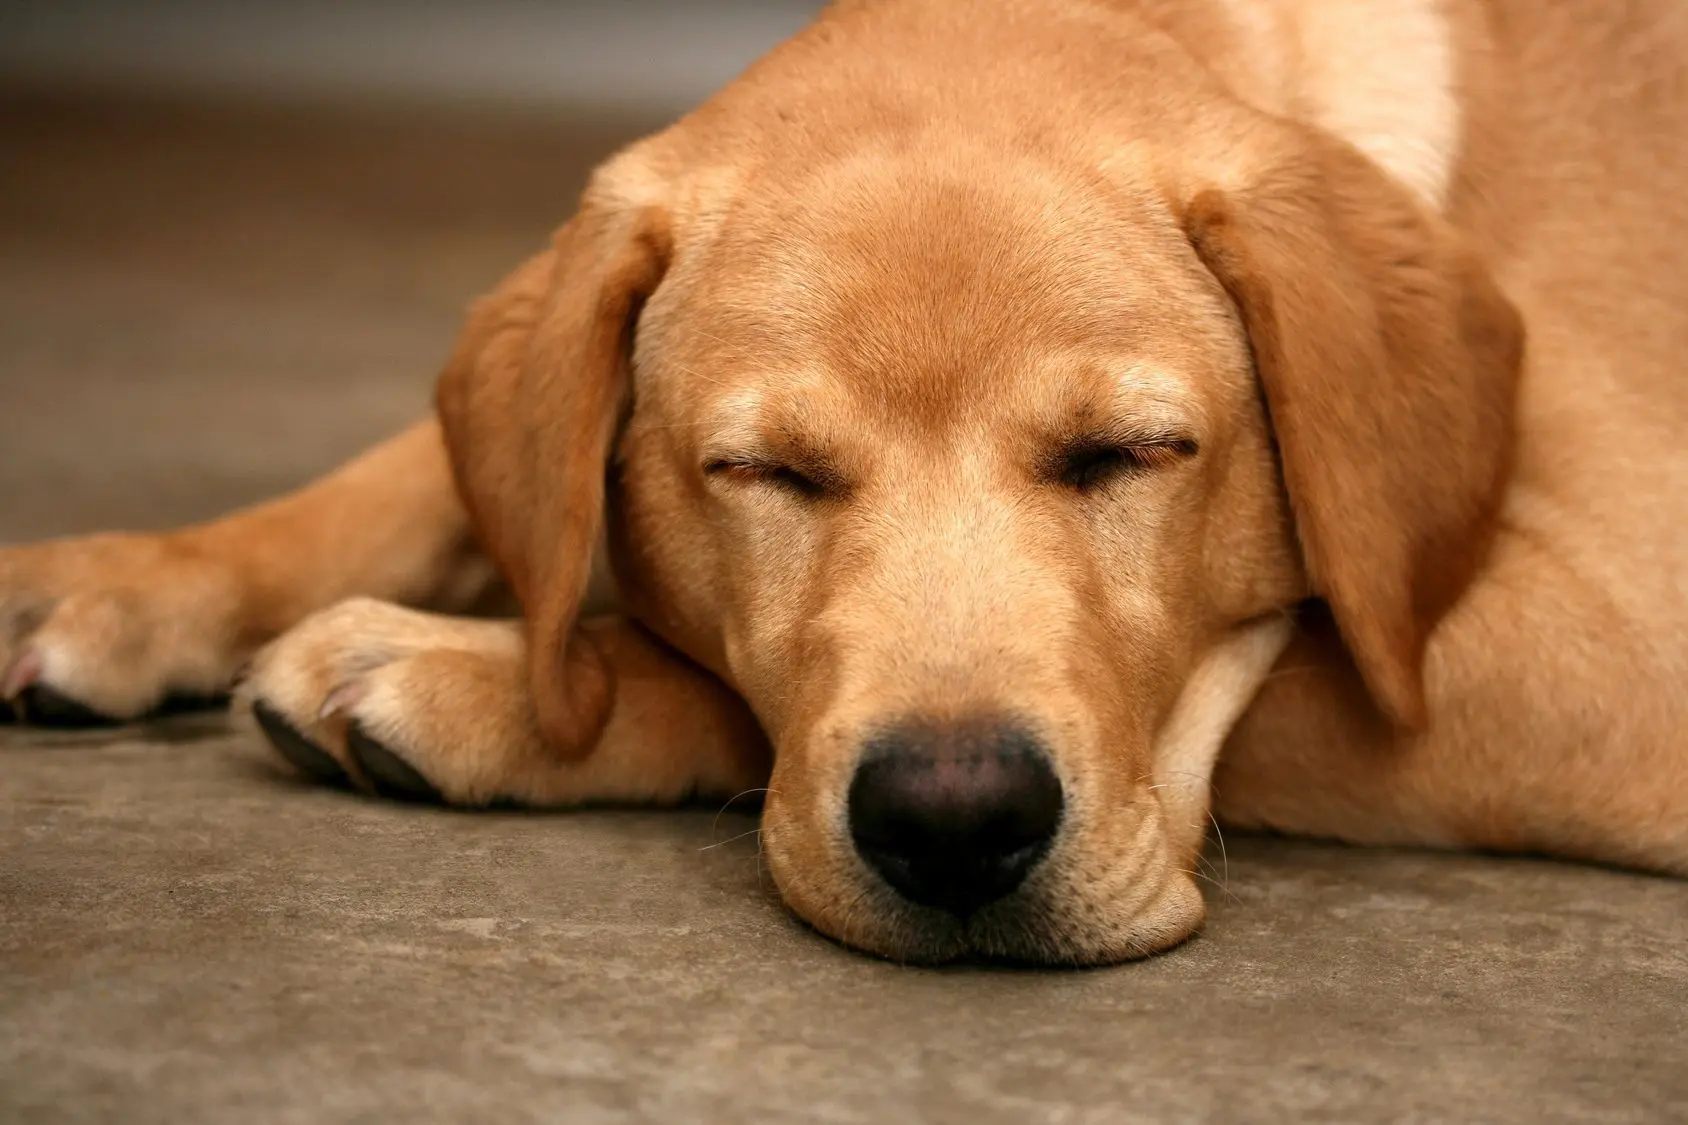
686 148 1182 324
696 139 1145 278
640 140 1243 439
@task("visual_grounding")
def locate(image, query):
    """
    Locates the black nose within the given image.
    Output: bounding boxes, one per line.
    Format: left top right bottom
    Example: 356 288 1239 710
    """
848 717 1064 917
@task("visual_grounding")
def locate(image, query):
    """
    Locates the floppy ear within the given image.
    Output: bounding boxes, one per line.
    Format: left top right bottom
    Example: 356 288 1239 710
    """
434 188 670 757
1185 132 1523 729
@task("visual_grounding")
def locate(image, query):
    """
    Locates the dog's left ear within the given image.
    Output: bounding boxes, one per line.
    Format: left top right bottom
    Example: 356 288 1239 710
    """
1186 131 1523 729
435 164 671 757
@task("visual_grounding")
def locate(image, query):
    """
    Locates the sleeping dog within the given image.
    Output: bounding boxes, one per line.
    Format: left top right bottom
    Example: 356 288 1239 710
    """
2 0 1685 964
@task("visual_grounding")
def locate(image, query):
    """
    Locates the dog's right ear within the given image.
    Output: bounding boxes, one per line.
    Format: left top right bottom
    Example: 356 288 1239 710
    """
434 169 671 759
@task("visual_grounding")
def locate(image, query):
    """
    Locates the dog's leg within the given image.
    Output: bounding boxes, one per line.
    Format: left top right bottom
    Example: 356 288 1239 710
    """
0 420 495 723
235 598 769 806
1212 553 1688 877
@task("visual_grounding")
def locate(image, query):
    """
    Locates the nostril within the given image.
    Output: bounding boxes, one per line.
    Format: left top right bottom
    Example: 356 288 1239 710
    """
848 718 1064 917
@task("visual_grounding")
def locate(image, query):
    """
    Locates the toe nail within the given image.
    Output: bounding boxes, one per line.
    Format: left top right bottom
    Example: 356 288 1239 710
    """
17 685 113 728
252 702 349 785
346 724 443 804
318 680 365 721
1 649 42 700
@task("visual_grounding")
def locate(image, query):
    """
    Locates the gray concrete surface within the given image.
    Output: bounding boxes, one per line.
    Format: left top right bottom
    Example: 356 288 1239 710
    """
1 95 1685 1125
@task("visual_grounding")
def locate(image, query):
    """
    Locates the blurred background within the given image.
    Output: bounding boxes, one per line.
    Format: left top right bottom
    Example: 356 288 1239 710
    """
1 1 823 115
0 1 822 539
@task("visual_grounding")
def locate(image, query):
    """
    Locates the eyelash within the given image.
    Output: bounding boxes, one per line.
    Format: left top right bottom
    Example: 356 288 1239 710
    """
705 460 829 498
706 438 1195 498
1057 440 1197 492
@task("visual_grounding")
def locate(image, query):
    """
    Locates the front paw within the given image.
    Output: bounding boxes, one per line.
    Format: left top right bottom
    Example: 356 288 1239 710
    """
0 534 246 724
235 598 530 806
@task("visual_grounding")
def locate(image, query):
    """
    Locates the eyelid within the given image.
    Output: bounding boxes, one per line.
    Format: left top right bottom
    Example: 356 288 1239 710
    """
1082 422 1199 450
1053 430 1199 463
704 456 835 498
1051 432 1199 490
703 455 803 476
1112 435 1198 465
703 456 768 474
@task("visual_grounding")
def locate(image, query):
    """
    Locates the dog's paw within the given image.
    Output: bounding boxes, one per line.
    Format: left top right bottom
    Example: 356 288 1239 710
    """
0 534 247 725
235 598 533 806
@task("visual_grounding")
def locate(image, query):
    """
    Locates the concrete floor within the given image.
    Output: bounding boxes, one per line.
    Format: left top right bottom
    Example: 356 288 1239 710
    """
1 94 1685 1125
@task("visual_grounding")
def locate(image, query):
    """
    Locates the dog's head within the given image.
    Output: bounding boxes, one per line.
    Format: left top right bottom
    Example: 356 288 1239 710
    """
436 6 1521 964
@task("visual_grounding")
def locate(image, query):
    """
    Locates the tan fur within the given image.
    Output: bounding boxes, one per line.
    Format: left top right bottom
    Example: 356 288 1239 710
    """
234 600 767 807
3 0 1685 964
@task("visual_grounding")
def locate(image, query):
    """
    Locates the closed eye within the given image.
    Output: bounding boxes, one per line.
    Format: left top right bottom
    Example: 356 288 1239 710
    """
704 458 830 499
1055 437 1197 492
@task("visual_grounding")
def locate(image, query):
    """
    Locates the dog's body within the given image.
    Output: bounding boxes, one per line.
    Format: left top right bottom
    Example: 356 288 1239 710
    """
2 0 1685 964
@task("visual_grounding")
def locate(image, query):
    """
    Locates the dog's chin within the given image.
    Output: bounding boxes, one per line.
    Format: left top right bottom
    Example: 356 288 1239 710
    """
777 867 1210 968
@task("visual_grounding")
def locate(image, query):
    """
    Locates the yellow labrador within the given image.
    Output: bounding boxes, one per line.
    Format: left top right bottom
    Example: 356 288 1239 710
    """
2 0 1685 964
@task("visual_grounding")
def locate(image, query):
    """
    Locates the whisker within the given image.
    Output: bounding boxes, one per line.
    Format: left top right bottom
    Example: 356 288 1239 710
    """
1206 806 1231 895
1184 865 1243 907
711 787 773 838
699 826 764 852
